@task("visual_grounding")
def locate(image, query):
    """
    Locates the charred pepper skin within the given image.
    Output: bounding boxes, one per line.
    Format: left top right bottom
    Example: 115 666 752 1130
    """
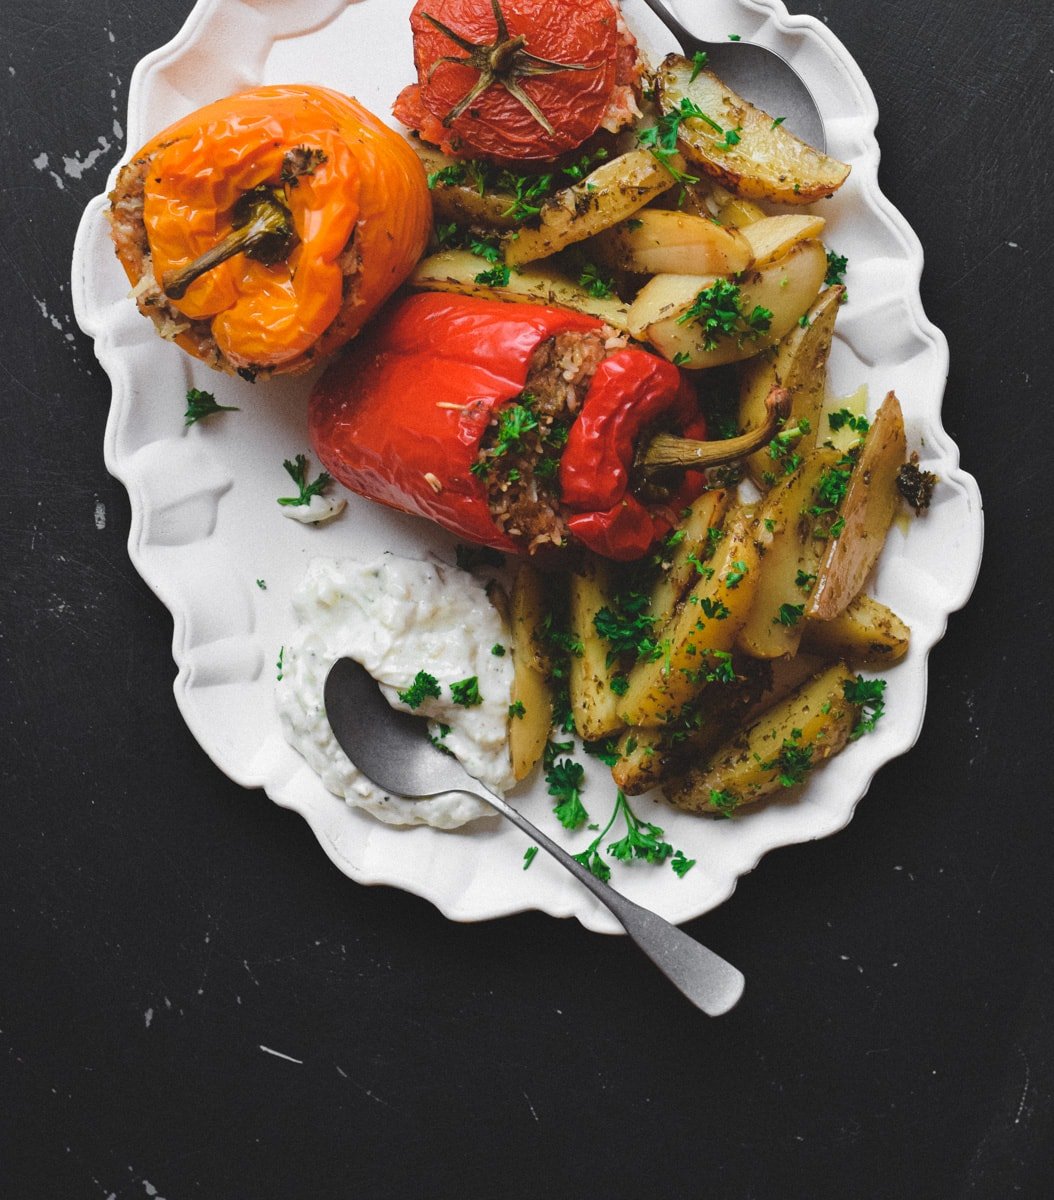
109 85 431 375
308 293 706 561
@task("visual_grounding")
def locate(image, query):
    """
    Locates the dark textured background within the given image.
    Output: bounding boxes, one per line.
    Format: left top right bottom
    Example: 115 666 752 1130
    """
2 1 1052 1196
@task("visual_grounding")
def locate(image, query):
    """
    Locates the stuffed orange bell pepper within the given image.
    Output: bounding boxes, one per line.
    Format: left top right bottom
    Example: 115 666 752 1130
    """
108 85 431 379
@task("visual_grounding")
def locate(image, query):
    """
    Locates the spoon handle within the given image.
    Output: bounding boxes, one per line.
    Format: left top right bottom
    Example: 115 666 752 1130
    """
478 787 745 1016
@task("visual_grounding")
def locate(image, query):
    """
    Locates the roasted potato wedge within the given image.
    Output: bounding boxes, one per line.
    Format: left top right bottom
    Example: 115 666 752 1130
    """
740 214 827 267
568 561 623 741
503 149 675 267
617 508 761 727
627 238 827 368
663 662 859 814
736 447 843 659
647 489 731 631
410 250 631 331
656 55 851 205
508 564 553 781
588 210 753 277
612 656 777 795
739 284 845 488
807 391 907 621
413 143 521 232
801 593 910 665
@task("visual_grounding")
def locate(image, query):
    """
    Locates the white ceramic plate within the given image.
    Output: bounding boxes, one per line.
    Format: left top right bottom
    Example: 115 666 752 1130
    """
72 0 982 933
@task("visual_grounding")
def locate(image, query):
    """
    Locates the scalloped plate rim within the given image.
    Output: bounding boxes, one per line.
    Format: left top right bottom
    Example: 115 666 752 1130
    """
71 0 983 933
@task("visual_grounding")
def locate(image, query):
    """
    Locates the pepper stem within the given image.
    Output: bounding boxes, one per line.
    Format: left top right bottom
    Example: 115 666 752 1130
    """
161 186 297 301
638 387 791 476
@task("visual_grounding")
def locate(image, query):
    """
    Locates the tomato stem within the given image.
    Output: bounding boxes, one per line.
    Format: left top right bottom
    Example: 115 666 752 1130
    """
421 0 598 135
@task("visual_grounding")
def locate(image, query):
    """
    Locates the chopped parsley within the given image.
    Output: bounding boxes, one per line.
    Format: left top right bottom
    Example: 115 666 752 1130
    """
508 700 526 720
276 646 284 681
771 116 787 130
690 50 709 80
184 387 238 426
671 849 696 877
475 264 511 287
546 757 589 830
491 643 506 657
469 236 503 264
610 673 630 696
676 278 772 350
398 671 441 709
578 261 615 299
795 569 817 593
523 846 539 870
277 453 332 507
594 590 658 664
709 788 738 818
450 676 482 707
761 734 814 788
844 675 887 738
672 351 691 365
256 579 267 590
637 97 704 184
774 603 805 627
828 408 870 435
825 250 849 288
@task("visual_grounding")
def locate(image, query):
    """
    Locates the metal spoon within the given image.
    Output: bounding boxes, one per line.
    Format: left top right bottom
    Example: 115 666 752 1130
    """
324 656 745 1016
638 0 826 151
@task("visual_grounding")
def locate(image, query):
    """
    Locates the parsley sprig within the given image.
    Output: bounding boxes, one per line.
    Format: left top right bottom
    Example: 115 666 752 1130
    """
277 454 333 507
844 675 886 738
184 387 238 426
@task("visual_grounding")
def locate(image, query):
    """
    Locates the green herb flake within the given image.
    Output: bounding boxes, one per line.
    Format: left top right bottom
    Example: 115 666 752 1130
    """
771 116 787 130
709 788 738 818
775 603 805 627
546 757 589 830
450 676 483 708
474 264 511 288
689 50 709 81
398 671 442 710
491 644 506 657
671 850 696 877
256 579 267 590
825 250 849 288
508 700 526 720
844 675 887 738
523 845 539 870
578 261 615 299
184 387 238 426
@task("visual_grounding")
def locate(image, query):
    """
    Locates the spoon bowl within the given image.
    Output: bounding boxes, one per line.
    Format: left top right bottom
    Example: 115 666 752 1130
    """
324 656 745 1016
638 0 826 151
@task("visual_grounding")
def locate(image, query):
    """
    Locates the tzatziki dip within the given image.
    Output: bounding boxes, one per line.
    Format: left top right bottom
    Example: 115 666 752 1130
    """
276 555 515 828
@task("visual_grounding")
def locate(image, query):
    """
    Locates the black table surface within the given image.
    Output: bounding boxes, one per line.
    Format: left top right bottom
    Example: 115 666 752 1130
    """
2 1 1052 1196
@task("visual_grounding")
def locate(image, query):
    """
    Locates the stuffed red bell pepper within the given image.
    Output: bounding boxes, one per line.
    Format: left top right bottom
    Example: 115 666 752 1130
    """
309 293 784 561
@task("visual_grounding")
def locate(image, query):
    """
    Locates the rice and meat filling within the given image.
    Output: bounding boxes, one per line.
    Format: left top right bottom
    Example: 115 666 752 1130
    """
474 327 628 553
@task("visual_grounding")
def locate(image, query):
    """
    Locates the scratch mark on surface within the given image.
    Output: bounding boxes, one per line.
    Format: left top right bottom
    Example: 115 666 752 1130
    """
523 1091 539 1123
144 1007 153 1029
259 1044 303 1065
1014 1047 1031 1125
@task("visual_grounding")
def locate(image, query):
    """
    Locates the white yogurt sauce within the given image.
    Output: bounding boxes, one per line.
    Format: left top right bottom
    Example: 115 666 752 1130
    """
276 555 514 828
280 494 347 524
